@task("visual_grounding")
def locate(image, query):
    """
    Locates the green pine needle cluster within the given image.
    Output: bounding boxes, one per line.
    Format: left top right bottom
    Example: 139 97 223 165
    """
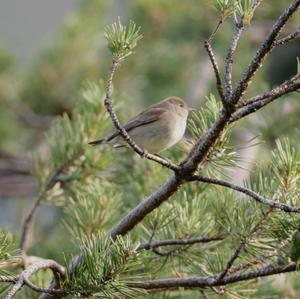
65 233 144 298
249 138 300 207
35 81 112 203
0 232 18 297
104 18 143 60
214 0 257 24
63 180 121 239
214 0 239 20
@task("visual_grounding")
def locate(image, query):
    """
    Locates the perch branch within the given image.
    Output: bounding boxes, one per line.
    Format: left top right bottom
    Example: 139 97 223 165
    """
104 56 179 171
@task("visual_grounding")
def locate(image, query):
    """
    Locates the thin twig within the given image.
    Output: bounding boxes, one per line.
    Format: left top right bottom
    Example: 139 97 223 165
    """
19 194 44 252
139 234 226 257
0 275 18 283
23 277 66 295
207 18 223 43
253 0 264 12
237 74 300 107
274 27 300 46
231 77 300 122
138 233 226 250
204 40 226 104
190 175 300 213
104 56 179 172
227 253 276 274
225 22 244 101
19 169 59 251
4 259 65 299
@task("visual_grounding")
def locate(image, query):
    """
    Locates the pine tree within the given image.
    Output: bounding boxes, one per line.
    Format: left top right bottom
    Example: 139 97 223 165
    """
1 1 300 298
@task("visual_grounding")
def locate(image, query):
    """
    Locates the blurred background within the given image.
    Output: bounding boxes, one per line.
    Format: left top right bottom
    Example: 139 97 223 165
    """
0 0 299 273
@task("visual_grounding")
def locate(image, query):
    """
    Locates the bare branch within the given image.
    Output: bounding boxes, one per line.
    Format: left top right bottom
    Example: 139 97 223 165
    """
253 0 264 11
128 262 298 290
190 175 300 213
231 76 300 122
225 22 244 101
238 75 300 107
227 253 277 274
19 195 44 252
4 259 65 299
138 233 226 251
19 169 60 251
104 56 179 172
204 40 226 104
23 278 66 295
274 26 300 46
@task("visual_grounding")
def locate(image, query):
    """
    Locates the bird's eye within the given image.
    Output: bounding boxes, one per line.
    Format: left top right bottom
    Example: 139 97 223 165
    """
180 104 184 107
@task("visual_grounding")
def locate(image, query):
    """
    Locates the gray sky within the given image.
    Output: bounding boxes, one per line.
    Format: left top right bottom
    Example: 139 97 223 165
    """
0 0 77 60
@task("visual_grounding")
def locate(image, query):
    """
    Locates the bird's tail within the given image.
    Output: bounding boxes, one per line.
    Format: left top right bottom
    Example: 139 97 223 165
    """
88 138 108 146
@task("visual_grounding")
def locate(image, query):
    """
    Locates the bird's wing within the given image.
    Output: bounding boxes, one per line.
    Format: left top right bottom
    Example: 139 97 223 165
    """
106 107 166 141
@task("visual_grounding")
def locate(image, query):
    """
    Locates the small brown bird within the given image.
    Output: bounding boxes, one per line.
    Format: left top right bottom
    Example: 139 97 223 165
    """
89 96 191 154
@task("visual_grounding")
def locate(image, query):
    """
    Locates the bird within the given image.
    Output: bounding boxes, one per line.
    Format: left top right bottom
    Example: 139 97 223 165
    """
88 96 192 154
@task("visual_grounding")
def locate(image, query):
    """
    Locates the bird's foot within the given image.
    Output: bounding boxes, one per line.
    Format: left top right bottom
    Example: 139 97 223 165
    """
141 149 148 158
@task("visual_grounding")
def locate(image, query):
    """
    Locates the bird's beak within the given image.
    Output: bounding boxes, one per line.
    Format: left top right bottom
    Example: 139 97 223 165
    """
188 107 196 112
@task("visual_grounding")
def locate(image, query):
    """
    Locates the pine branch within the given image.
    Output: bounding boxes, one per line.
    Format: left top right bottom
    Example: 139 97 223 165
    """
22 278 66 296
137 233 227 251
4 258 65 299
204 40 226 104
128 262 298 290
225 21 244 101
231 75 300 122
227 252 277 274
274 26 300 46
190 175 300 213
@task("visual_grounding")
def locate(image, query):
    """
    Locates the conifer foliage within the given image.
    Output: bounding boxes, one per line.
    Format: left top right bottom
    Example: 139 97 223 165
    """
1 1 300 298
